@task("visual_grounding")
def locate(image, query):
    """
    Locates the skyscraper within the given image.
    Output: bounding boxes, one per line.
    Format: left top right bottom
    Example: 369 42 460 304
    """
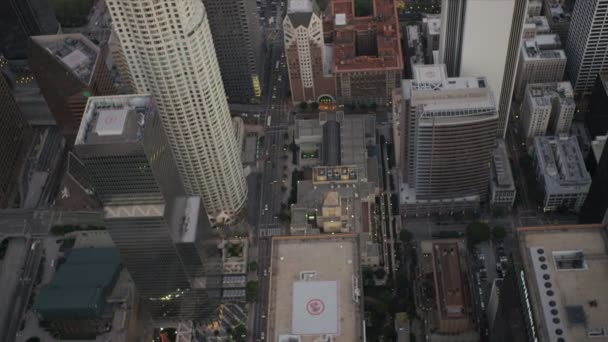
105 0 247 222
0 70 32 207
397 64 498 215
439 0 528 137
29 34 116 142
566 0 608 96
283 0 336 103
202 0 264 103
438 0 465 76
0 0 59 60
73 94 220 321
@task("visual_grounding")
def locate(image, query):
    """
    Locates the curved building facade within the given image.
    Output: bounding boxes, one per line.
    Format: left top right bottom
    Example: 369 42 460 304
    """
105 0 247 222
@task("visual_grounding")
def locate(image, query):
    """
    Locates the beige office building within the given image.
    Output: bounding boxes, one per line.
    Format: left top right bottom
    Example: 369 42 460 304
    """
105 0 247 222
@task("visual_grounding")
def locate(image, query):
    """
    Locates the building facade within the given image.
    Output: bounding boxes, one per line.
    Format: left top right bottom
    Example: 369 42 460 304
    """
283 0 335 103
522 16 551 39
580 137 608 223
565 0 608 95
0 71 32 208
202 0 263 103
514 34 566 100
440 0 527 137
533 135 591 212
528 0 542 16
73 95 221 321
29 34 116 141
438 0 466 77
0 0 59 60
398 64 498 215
521 82 575 138
105 0 247 222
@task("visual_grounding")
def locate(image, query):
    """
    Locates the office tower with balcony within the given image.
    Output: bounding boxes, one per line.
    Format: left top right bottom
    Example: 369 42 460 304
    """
396 64 498 216
565 0 608 96
105 0 247 223
0 0 59 60
29 34 116 141
440 0 527 138
0 70 32 208
283 0 336 103
202 0 264 103
73 94 220 321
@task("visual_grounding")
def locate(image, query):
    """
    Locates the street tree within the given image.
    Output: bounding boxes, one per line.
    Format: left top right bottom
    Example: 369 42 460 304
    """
466 222 491 245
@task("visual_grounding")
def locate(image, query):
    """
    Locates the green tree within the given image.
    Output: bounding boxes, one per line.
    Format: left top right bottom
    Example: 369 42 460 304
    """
492 226 507 241
246 281 258 302
232 324 247 342
311 102 319 110
399 229 413 244
298 101 308 110
466 222 491 245
248 261 258 272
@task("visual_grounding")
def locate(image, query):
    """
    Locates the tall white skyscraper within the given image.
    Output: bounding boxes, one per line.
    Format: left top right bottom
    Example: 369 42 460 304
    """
105 0 247 222
566 0 608 96
440 0 528 137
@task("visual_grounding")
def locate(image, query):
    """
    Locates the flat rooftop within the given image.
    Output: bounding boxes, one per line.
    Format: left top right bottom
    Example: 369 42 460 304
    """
329 0 403 72
423 15 441 35
545 0 572 22
31 34 100 85
75 94 156 146
267 235 362 341
431 241 466 320
517 224 608 342
522 34 565 60
493 139 516 189
527 82 575 108
534 135 591 190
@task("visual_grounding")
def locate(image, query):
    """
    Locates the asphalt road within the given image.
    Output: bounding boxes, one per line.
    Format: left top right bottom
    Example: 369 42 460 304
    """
1 239 43 342
253 39 290 341
0 209 103 239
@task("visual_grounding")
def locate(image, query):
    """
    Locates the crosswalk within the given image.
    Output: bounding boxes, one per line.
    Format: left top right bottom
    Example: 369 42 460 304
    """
259 227 285 237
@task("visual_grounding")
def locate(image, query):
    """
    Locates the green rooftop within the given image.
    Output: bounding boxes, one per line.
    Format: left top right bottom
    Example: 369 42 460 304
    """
34 248 122 321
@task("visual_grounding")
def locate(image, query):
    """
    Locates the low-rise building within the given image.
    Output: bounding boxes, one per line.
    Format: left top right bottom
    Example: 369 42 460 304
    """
294 112 375 174
33 248 124 339
514 34 566 101
418 239 479 341
490 140 517 210
533 136 591 212
515 224 608 342
522 82 575 138
266 235 363 341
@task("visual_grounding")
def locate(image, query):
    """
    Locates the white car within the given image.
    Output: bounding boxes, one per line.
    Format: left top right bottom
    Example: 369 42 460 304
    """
264 204 269 211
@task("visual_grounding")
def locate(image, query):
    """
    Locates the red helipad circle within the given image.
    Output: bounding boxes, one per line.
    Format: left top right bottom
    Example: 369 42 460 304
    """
306 298 325 316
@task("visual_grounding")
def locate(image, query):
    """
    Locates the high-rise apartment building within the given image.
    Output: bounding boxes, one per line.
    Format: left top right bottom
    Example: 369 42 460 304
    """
522 16 550 39
29 34 116 141
440 0 528 137
542 0 573 43
521 82 575 138
0 0 59 60
396 65 498 215
202 0 263 103
0 71 32 208
73 95 220 321
565 0 608 95
514 34 567 100
105 0 247 222
283 0 336 103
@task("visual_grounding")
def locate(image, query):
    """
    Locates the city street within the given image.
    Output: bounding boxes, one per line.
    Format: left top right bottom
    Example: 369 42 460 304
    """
252 40 290 340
